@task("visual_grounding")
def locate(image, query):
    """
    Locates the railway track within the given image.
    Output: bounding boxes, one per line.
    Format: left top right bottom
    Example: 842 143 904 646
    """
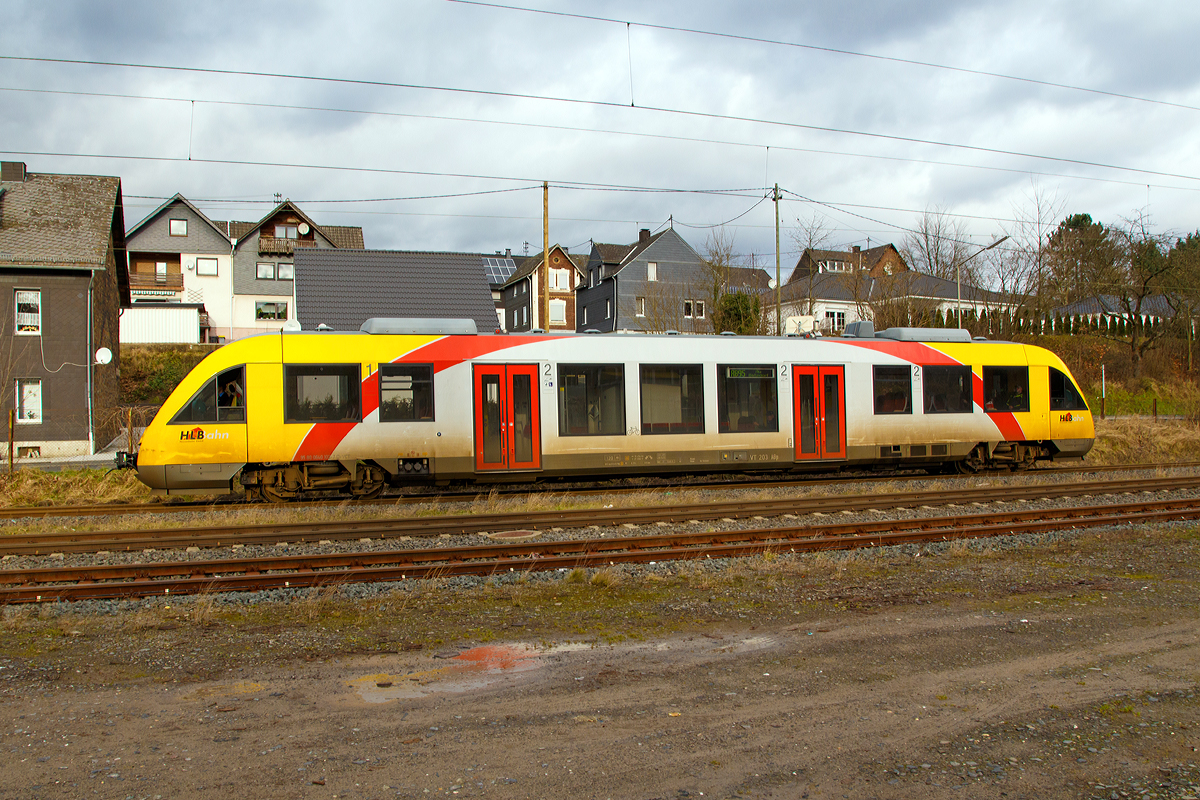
3 461 1198 521
3 473 1199 557
3 496 1197 603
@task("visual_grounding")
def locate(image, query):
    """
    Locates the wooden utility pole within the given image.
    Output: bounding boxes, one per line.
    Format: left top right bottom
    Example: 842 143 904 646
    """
542 181 550 331
773 183 782 335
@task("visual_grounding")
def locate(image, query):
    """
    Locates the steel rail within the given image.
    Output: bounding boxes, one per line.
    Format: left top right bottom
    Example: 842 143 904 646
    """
2 460 1196 521
2 497 1197 603
2 474 1199 557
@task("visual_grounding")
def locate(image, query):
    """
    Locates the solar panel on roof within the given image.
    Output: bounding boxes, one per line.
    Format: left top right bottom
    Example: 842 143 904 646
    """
482 256 516 284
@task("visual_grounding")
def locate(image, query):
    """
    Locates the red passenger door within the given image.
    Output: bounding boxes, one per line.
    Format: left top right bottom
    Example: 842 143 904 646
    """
793 365 845 461
473 364 541 472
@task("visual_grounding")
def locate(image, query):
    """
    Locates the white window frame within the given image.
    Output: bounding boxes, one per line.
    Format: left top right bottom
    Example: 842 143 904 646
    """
549 298 567 324
169 219 187 237
647 262 657 282
695 300 706 320
15 289 41 335
155 261 167 284
16 378 42 424
636 296 645 317
583 306 589 325
255 301 287 320
605 300 612 320
277 263 295 280
684 300 693 319
196 258 218 276
275 224 298 240
257 262 276 280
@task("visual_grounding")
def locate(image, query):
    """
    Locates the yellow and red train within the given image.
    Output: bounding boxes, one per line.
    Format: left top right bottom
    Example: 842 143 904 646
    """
128 319 1094 500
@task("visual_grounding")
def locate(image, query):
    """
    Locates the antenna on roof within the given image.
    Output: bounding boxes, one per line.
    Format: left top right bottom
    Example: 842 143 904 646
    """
274 192 282 204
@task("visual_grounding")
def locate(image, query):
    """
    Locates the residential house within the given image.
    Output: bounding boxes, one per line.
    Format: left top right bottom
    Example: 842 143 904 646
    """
123 197 364 342
0 161 129 458
766 244 1008 334
293 249 502 333
576 227 711 333
501 244 586 332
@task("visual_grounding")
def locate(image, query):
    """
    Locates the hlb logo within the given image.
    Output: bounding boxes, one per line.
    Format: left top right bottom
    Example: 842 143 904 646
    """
1059 413 1075 423
180 428 229 441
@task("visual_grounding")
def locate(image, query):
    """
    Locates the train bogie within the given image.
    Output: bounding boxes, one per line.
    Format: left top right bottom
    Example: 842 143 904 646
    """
129 320 1095 498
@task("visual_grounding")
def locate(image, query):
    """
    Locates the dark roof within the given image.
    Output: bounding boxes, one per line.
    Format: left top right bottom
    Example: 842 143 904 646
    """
788 244 904 283
776 270 1007 305
293 249 501 332
728 266 772 291
1054 294 1177 318
126 193 230 241
0 169 129 303
594 243 633 264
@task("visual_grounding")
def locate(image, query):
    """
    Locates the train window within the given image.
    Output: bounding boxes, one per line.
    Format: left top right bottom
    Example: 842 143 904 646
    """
922 365 973 414
558 364 625 436
873 366 912 415
1050 367 1088 411
169 365 246 425
983 366 1029 413
379 364 434 421
284 364 361 423
717 365 778 432
640 365 704 434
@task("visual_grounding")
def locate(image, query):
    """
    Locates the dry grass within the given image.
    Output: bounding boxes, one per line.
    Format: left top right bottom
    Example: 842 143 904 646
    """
0 468 153 508
1088 417 1200 466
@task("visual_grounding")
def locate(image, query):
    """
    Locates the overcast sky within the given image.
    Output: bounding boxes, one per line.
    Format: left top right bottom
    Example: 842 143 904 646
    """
3 0 1199 280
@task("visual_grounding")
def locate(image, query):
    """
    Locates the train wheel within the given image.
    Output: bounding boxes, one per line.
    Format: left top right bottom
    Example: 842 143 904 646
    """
258 483 294 503
955 447 986 474
349 465 386 500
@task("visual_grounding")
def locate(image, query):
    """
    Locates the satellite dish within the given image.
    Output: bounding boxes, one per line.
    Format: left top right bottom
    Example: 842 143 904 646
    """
282 319 301 332
297 222 311 235
768 278 777 290
94 347 113 365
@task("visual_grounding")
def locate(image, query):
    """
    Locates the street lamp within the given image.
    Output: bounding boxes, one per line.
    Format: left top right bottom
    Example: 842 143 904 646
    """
956 235 1009 328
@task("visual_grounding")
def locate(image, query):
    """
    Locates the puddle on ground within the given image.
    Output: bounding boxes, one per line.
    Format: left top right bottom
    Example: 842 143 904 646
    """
350 644 546 703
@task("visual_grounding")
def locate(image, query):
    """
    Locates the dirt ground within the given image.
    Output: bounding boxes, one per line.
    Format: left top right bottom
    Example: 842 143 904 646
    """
2 523 1199 800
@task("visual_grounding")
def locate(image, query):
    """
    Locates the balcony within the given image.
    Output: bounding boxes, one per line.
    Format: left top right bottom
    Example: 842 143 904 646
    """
259 236 316 256
129 272 184 290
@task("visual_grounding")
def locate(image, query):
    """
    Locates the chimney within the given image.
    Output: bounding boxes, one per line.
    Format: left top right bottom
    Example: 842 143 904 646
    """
639 228 651 243
1 162 27 182
505 248 511 257
852 245 861 253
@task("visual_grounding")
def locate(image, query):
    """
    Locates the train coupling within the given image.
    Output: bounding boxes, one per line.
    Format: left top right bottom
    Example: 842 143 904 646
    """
114 451 138 470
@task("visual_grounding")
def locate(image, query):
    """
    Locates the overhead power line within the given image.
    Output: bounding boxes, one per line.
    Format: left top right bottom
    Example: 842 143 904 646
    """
3 56 1197 183
445 0 1200 115
3 86 1194 193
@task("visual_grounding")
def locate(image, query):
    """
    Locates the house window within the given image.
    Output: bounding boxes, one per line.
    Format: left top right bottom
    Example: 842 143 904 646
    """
196 258 218 276
155 262 167 284
558 364 625 436
605 300 611 320
873 365 912 415
257 262 276 280
590 269 596 288
379 364 434 421
16 379 42 424
641 365 704 434
550 299 567 325
684 301 693 319
717 365 778 432
694 300 705 320
169 219 187 237
15 290 40 335
582 306 588 325
277 263 294 280
824 310 846 331
275 224 299 239
636 297 645 317
551 268 570 290
647 262 657 282
284 364 361 423
255 302 287 320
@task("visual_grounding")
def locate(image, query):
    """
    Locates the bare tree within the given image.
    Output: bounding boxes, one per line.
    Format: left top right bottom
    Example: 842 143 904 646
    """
786 212 835 324
990 182 1066 332
902 207 976 284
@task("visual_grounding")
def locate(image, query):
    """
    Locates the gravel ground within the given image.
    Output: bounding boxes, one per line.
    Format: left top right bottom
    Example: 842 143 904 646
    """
0 469 1198 799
